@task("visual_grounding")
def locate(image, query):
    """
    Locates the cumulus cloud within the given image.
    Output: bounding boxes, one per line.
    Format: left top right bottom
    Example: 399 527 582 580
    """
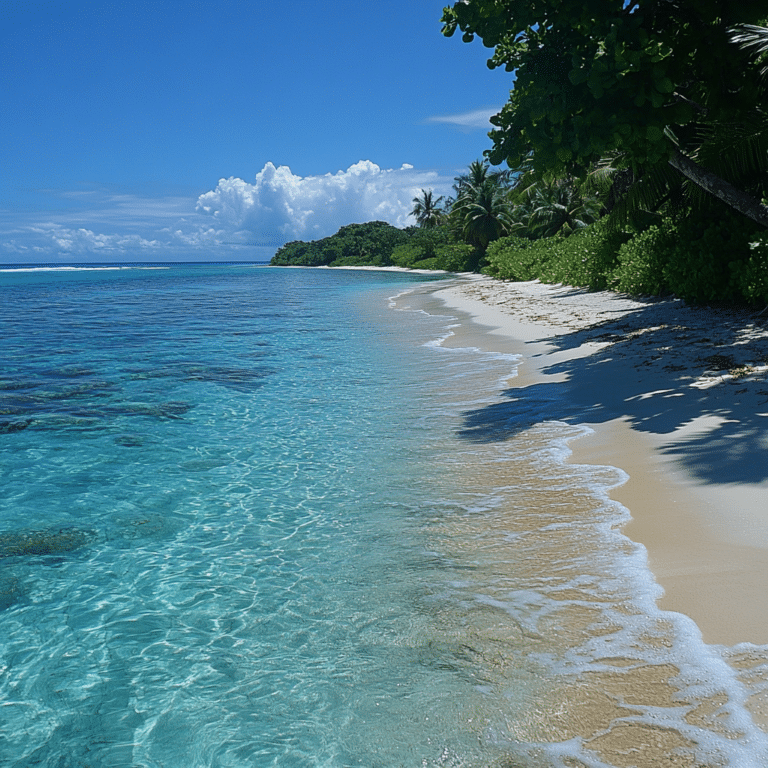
425 107 500 130
196 161 449 246
2 161 454 262
28 224 162 255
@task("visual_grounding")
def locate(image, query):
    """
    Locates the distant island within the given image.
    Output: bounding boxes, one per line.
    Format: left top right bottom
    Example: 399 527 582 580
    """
269 160 768 307
269 220 477 272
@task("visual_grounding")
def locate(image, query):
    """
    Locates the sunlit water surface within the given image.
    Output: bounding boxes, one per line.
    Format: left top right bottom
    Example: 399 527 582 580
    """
2 264 768 768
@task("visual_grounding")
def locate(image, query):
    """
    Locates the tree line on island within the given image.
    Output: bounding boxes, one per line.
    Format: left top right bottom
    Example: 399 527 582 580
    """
272 1 768 305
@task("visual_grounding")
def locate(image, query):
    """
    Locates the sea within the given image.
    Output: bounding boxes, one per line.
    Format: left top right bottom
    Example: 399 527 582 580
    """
1 262 768 768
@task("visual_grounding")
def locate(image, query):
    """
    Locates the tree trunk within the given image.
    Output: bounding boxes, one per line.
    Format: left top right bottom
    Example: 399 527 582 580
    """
668 148 768 229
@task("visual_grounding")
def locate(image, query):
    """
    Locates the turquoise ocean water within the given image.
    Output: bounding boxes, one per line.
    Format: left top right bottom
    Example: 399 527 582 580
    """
2 263 768 767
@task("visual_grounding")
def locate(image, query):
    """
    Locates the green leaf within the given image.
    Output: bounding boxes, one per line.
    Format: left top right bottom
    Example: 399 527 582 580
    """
568 67 588 85
646 125 664 142
588 81 604 99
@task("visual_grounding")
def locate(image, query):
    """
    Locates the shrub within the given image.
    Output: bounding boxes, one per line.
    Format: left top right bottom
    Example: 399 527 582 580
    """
612 222 676 296
730 235 768 304
434 243 476 272
484 236 556 280
662 211 762 304
612 209 767 303
484 222 626 289
538 220 628 290
391 244 425 268
411 257 441 270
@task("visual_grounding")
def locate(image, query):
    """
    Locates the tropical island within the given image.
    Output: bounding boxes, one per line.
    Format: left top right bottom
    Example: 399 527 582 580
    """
272 1 768 307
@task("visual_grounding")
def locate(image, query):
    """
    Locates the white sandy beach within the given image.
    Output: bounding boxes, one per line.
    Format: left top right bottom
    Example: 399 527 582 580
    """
434 275 768 647
308 264 768 761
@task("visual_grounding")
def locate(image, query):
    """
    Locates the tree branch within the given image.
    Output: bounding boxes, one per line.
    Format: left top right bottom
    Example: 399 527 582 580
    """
671 92 708 115
668 148 768 229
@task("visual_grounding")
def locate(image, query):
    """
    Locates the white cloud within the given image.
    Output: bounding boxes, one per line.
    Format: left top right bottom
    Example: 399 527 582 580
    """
196 161 450 246
28 224 162 255
2 161 454 262
425 107 500 130
165 225 224 247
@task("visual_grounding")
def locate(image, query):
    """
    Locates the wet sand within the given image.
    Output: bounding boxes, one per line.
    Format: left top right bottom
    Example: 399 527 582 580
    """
432 276 768 647
381 270 768 764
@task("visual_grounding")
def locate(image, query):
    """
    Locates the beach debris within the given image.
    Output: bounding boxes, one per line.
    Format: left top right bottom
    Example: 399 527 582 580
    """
728 364 754 379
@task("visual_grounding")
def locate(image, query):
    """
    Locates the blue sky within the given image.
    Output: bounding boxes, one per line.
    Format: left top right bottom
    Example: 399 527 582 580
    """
1 0 512 263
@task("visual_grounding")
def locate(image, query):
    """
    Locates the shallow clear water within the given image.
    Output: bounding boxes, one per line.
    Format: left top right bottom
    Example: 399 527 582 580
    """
2 264 768 768
0 264 525 767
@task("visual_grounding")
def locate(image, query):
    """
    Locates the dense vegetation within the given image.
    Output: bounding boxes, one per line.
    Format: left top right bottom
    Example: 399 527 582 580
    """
442 0 768 229
270 156 768 304
272 3 768 305
270 220 476 272
484 208 768 304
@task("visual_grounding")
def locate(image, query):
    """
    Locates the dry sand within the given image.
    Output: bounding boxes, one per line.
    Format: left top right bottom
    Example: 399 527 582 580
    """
433 276 768 647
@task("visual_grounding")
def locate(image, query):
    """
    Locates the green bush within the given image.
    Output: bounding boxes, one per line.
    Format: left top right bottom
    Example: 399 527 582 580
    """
484 222 627 290
434 243 476 272
612 222 676 296
538 221 628 290
662 211 762 304
330 253 386 267
730 235 768 304
411 257 441 270
612 210 767 303
391 244 425 268
484 236 556 280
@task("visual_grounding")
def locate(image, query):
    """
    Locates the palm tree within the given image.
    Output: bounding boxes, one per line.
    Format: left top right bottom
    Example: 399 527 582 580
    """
526 178 601 237
451 178 513 250
411 189 445 229
453 159 512 201
590 115 768 232
500 163 604 239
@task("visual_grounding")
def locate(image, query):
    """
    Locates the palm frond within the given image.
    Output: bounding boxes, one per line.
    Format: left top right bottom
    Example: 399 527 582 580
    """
411 189 446 228
581 154 630 198
730 25 768 56
604 161 683 229
694 112 768 198
729 24 768 77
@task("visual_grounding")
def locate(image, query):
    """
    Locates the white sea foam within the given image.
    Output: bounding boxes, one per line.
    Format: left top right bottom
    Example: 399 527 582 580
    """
396 286 768 767
2 266 766 767
0 265 169 272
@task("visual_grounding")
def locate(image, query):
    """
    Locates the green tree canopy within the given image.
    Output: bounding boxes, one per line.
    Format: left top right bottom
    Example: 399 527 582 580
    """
442 1 768 227
271 221 410 267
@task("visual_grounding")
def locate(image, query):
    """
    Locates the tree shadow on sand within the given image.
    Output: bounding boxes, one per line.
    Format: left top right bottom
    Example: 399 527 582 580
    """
457 296 768 485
